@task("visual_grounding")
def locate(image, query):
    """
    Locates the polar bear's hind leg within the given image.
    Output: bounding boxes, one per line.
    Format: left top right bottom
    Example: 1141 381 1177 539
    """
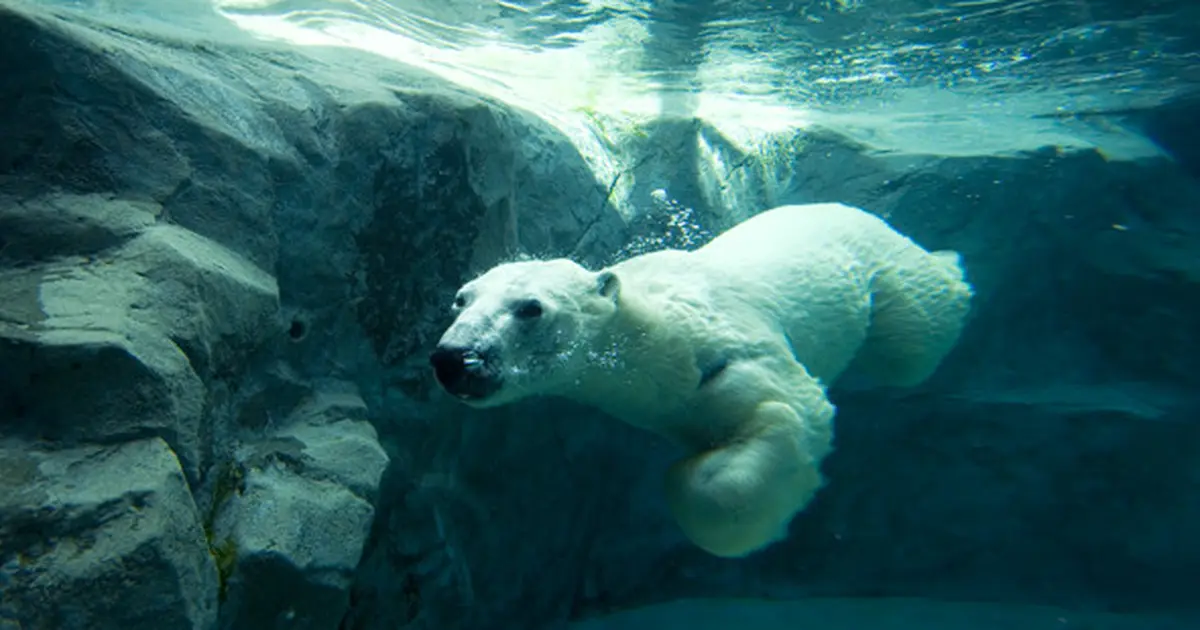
854 247 973 388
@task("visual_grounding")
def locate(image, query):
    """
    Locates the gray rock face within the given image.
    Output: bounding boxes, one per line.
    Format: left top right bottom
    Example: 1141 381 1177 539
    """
2 1 1199 630
0 207 281 483
0 438 218 630
0 2 622 629
212 385 389 630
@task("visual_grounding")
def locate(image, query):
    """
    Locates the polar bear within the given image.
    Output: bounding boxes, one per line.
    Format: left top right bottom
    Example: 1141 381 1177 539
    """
430 202 972 557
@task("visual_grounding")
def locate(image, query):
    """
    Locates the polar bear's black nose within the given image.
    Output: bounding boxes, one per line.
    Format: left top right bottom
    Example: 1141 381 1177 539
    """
430 345 497 400
431 346 469 386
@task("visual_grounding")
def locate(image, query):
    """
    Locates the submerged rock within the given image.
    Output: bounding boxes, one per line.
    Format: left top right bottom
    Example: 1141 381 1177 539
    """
0 193 159 262
0 438 218 630
0 203 280 483
211 385 389 630
0 2 620 628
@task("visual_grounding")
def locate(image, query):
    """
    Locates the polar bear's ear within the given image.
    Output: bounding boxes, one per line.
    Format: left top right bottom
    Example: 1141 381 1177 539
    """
596 270 620 301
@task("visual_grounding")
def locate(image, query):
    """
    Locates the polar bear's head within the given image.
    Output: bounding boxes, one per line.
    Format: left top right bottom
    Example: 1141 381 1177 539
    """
430 259 620 407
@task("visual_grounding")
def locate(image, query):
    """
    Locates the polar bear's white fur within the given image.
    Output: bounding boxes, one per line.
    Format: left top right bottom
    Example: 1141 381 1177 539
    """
430 203 973 557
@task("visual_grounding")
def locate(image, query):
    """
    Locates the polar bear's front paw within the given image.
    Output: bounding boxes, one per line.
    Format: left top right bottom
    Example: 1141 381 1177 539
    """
663 401 824 558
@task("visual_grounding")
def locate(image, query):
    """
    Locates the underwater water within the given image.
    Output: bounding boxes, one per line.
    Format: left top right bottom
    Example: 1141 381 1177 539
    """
1 0 1199 629
218 0 1200 155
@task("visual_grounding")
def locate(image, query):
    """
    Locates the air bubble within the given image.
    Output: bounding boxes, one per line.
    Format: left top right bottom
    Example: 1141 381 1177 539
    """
612 191 713 262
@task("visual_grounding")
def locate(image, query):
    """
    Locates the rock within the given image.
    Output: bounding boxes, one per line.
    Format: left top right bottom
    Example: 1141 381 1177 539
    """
274 419 390 503
4 1 624 625
341 396 676 630
0 4 279 270
8 1 628 628
1132 94 1200 180
0 438 218 630
118 224 282 379
0 215 280 482
0 193 159 263
0 263 208 482
210 385 389 630
215 469 377 629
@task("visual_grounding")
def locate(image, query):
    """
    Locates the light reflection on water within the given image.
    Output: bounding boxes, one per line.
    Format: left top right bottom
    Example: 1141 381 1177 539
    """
218 1 1197 108
212 0 1199 156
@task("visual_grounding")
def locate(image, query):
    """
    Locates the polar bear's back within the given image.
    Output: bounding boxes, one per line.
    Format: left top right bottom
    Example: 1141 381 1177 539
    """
696 203 972 387
698 203 904 263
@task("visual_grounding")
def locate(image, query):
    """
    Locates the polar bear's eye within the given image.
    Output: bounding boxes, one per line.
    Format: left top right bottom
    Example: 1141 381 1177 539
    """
452 295 467 309
513 299 543 320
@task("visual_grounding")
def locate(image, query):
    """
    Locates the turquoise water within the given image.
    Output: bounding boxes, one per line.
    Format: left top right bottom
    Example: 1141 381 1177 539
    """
571 598 1199 630
216 0 1199 129
38 0 1200 155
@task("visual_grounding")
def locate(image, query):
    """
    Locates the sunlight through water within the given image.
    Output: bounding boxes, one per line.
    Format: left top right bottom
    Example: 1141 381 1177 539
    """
212 0 1200 157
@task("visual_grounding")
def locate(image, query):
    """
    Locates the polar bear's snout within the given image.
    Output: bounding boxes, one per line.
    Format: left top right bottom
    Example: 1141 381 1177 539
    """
430 344 502 401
